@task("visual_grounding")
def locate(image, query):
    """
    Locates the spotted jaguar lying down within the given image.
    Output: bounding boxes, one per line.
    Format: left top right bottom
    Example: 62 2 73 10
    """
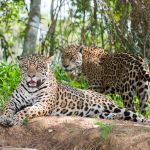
0 54 147 126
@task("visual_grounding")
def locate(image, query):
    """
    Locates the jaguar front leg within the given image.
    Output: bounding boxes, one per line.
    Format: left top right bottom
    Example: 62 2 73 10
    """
9 101 55 126
0 97 27 126
0 84 34 127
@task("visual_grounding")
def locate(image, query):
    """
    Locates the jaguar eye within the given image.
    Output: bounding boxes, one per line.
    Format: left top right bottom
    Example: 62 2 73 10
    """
36 66 40 71
23 67 28 72
37 65 46 71
20 64 28 71
72 57 76 61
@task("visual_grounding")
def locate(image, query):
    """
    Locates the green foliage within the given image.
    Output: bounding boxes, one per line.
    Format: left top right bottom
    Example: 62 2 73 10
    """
0 0 149 61
22 117 29 126
96 122 113 140
0 63 21 109
0 0 27 60
107 94 124 108
108 94 150 117
0 0 24 29
71 0 91 14
146 102 150 118
52 64 89 89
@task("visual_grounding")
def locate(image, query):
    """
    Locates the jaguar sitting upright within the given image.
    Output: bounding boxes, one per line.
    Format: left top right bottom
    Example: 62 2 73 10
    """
0 54 146 126
61 45 150 115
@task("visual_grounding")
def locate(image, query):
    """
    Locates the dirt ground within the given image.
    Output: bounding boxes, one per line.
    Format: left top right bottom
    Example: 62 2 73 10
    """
0 116 150 150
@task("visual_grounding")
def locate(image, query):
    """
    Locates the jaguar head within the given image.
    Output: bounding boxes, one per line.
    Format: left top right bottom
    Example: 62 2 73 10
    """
17 54 53 88
61 45 83 72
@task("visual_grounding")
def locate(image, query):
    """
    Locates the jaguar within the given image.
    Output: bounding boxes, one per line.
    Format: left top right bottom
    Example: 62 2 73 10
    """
0 54 146 126
61 45 150 115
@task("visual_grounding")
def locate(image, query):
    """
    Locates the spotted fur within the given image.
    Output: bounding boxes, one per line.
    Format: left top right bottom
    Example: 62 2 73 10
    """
0 54 146 126
61 45 150 115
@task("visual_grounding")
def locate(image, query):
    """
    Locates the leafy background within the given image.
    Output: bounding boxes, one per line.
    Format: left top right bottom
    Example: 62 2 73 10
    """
0 0 150 117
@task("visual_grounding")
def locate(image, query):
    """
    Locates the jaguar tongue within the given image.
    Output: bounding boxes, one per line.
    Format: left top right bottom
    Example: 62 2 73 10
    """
29 80 37 87
30 80 36 83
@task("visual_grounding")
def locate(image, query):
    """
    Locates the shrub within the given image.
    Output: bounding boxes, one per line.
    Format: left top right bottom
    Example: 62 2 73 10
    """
0 63 21 109
52 64 89 89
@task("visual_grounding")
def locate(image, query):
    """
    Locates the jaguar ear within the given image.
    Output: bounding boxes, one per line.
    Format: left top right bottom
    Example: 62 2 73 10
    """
17 56 24 65
17 56 23 60
46 56 54 65
77 45 84 53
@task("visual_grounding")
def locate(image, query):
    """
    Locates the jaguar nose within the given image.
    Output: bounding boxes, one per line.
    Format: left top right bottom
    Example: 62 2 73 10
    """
28 73 35 78
63 65 69 68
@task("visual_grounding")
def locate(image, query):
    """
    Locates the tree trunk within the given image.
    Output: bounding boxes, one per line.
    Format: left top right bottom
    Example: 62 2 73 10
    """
41 0 56 56
22 0 41 56
41 0 63 56
91 0 97 46
81 9 86 45
49 0 56 56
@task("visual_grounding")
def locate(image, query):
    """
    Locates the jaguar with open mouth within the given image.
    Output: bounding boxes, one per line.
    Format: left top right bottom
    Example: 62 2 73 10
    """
27 79 42 87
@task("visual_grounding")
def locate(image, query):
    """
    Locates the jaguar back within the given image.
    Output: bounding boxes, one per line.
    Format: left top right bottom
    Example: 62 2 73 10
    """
61 45 150 115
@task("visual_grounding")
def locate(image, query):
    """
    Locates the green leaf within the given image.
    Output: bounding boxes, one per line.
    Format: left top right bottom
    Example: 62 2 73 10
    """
96 122 113 140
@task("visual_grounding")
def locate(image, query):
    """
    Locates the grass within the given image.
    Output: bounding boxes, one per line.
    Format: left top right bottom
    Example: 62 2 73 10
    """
22 117 29 125
0 62 150 117
96 121 114 140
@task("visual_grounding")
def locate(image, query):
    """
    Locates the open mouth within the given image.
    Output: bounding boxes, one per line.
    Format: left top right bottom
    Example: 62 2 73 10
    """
27 80 37 87
64 68 74 72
